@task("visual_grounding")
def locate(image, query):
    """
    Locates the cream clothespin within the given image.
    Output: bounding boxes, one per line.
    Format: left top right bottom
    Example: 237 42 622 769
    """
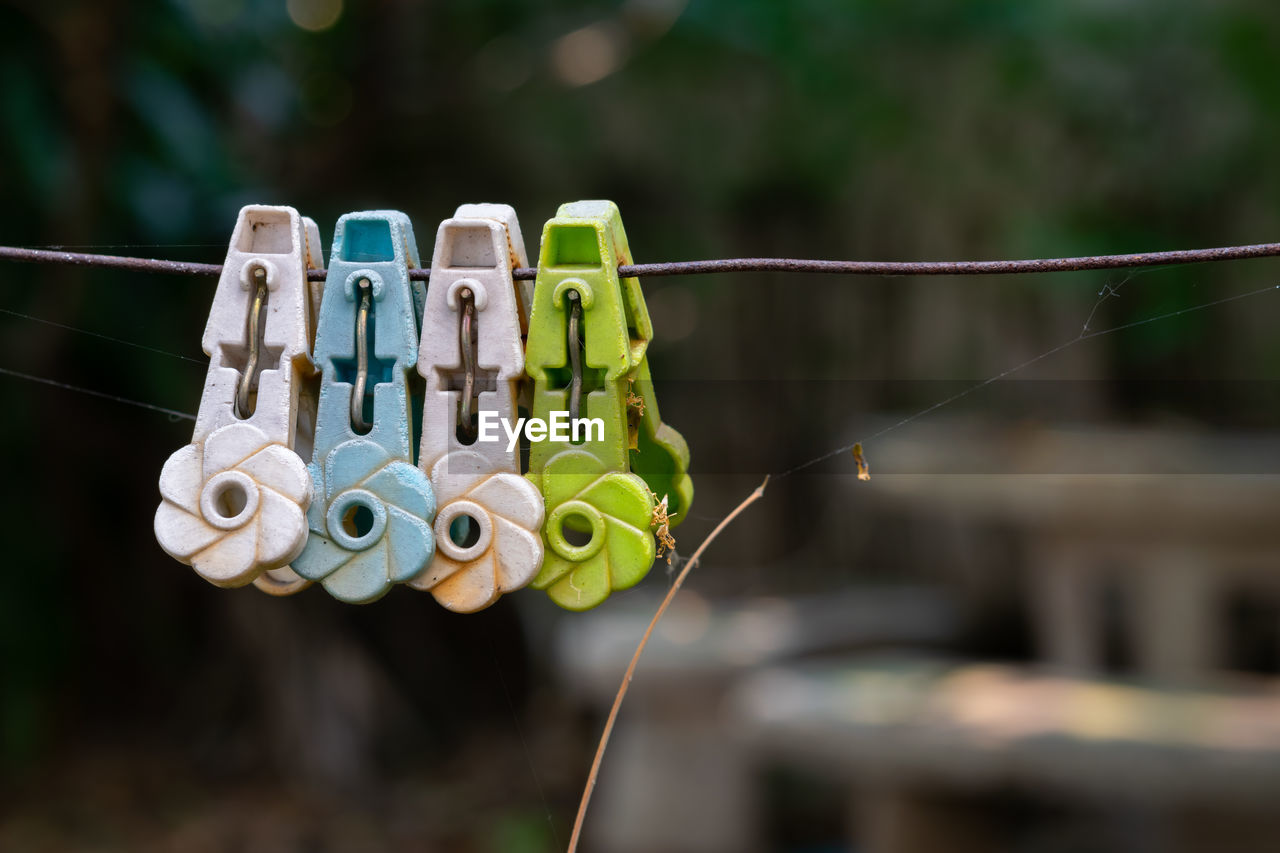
409 204 544 612
154 206 319 587
251 215 325 596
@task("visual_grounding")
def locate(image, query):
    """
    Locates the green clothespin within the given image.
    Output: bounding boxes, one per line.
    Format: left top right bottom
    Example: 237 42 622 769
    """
525 200 692 610
627 348 693 527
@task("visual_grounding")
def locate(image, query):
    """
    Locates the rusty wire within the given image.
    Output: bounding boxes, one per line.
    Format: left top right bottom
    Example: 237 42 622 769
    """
4 241 1280 281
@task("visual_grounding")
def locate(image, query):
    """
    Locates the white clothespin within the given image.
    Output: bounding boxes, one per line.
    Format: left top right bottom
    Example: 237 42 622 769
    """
154 205 319 587
410 204 544 612
252 215 325 596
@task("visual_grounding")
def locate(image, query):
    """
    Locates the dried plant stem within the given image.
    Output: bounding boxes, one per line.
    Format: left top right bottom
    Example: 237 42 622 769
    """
565 476 771 853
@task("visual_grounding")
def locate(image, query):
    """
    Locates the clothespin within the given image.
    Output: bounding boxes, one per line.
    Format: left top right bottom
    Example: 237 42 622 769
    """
524 200 691 610
409 204 545 612
625 330 693 529
290 211 436 603
154 205 320 587
251 216 325 596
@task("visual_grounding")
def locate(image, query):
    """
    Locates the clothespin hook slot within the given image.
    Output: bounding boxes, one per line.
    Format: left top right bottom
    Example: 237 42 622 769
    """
351 276 373 434
565 288 583 426
456 286 478 444
235 264 269 419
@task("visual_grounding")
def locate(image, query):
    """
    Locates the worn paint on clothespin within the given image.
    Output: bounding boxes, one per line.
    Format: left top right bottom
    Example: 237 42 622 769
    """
410 204 544 612
290 211 436 603
155 206 318 587
524 200 665 611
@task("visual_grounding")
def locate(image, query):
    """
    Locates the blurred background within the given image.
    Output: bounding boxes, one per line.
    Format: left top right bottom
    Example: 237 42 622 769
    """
5 1 1280 851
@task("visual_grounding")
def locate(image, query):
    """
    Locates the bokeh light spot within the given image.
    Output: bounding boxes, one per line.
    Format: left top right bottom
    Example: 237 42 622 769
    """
286 0 343 32
551 23 626 87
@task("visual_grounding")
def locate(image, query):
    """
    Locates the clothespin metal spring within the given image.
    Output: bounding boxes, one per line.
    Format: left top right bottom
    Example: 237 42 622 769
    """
458 285 477 438
351 276 372 433
565 288 583 424
234 264 269 419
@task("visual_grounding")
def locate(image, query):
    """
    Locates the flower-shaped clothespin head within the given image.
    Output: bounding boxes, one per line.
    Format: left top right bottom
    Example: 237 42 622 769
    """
295 439 434 603
529 450 655 611
411 204 544 612
156 422 311 584
411 451 543 612
524 201 675 609
291 211 436 603
154 205 322 587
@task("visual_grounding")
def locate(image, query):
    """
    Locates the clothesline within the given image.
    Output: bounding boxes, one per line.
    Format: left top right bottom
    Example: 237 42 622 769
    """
3 241 1280 280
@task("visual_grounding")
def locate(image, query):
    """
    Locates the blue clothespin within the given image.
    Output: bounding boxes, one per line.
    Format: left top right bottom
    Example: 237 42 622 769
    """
292 211 436 603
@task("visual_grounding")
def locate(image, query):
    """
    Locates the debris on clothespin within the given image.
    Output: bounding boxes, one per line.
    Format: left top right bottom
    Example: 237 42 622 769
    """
851 442 871 481
626 378 645 450
651 491 677 564
626 377 646 417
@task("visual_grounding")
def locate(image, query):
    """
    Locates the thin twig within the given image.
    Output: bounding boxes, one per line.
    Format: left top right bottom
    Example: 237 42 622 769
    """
566 476 771 853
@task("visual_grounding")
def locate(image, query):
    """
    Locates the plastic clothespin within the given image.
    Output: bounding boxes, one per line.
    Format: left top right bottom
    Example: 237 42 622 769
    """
290 211 436 603
524 200 692 611
409 204 544 612
155 205 320 587
251 216 326 597
625 326 693 528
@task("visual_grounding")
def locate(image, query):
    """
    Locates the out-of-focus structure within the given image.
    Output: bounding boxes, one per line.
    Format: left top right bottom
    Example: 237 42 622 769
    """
557 422 1280 853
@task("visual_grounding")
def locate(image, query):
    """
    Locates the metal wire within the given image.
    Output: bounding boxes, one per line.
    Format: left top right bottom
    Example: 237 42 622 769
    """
565 289 583 423
6 241 1280 280
458 287 476 434
0 246 223 276
235 265 268 419
351 277 372 433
